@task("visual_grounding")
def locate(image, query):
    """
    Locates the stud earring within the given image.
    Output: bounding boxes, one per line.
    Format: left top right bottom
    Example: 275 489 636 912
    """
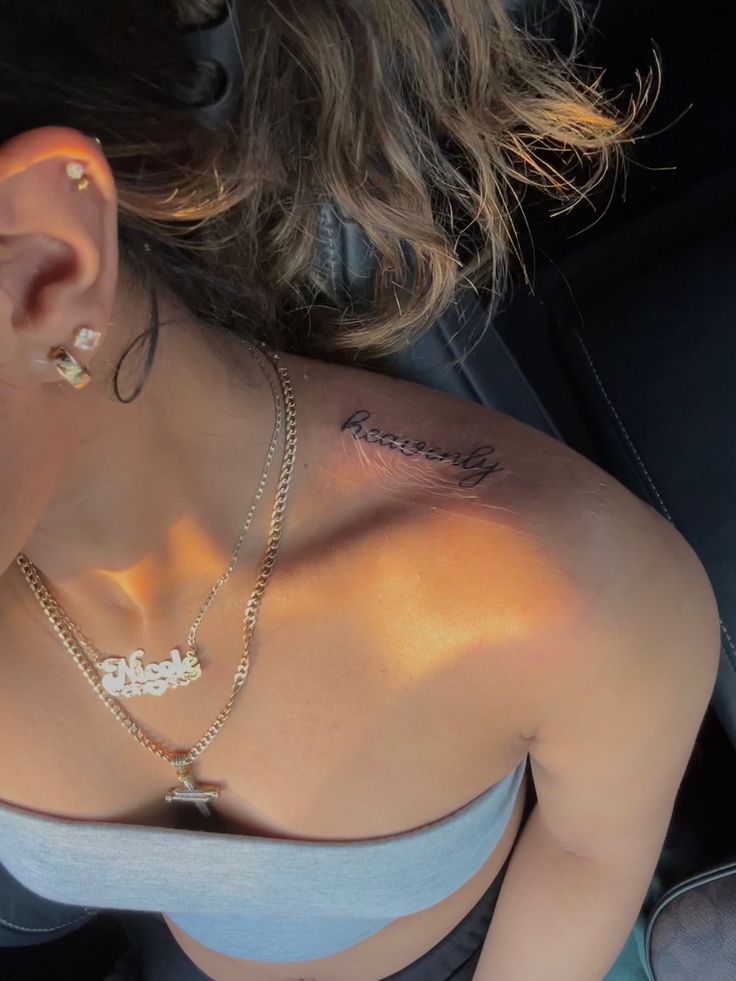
72 325 102 352
47 346 92 390
65 160 90 192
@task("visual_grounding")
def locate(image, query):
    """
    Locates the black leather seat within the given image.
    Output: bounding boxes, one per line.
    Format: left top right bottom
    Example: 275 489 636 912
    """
545 167 736 750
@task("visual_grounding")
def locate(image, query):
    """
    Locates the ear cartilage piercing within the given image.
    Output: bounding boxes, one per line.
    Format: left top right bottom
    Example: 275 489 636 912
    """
65 160 90 191
72 326 102 352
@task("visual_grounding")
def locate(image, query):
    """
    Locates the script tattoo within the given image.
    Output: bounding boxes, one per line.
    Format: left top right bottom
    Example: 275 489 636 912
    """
340 409 505 489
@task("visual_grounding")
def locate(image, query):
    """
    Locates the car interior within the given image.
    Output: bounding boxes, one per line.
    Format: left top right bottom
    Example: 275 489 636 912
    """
3 0 735 978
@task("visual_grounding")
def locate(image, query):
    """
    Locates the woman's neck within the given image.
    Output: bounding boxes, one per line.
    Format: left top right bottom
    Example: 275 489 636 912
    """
6 293 287 644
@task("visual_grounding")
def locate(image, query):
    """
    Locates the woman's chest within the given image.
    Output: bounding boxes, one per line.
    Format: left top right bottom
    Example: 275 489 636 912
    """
0 585 526 836
0 545 530 980
0 501 532 828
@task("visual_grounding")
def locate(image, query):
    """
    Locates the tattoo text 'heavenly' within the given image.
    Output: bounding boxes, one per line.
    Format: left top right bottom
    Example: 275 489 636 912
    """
340 409 505 489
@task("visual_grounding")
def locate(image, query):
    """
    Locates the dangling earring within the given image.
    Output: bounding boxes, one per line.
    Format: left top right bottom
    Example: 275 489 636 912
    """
65 160 90 192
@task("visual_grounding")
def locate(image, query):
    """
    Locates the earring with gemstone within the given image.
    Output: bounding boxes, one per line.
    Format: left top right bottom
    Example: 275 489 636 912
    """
72 325 102 352
65 160 90 192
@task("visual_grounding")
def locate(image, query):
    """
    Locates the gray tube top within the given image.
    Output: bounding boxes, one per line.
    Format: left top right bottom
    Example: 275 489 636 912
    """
0 756 527 962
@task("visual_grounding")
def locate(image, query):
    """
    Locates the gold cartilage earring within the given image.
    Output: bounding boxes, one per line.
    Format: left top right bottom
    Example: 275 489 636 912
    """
47 346 92 390
65 160 90 192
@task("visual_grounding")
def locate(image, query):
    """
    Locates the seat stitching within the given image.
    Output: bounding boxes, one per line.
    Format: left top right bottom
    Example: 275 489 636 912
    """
571 326 736 671
0 909 93 932
572 327 673 518
318 204 341 301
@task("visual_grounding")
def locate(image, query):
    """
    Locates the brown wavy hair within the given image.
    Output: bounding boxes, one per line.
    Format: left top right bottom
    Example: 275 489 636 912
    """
0 0 656 400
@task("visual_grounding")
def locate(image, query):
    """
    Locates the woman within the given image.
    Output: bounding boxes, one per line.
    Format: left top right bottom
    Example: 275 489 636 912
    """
0 1 721 980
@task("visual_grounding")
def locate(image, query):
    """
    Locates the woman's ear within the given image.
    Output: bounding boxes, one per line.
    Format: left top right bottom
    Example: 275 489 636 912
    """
0 126 118 391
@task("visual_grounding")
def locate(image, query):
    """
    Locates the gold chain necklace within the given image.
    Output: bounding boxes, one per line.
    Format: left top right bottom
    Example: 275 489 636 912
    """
15 341 296 817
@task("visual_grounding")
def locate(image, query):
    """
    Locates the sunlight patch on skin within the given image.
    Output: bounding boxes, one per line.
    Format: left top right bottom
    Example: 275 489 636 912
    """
95 513 226 610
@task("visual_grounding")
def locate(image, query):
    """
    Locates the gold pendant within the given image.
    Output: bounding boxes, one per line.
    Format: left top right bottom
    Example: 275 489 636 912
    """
99 647 202 698
165 756 219 817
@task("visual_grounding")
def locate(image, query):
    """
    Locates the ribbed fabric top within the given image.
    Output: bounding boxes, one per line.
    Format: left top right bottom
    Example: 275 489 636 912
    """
0 757 527 962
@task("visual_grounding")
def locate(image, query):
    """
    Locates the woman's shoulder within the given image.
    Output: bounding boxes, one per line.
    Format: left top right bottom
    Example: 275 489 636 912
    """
296 348 650 558
302 349 719 701
290 347 711 632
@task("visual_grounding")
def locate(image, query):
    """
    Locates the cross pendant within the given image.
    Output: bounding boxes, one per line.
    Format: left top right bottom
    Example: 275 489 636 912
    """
165 755 220 818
